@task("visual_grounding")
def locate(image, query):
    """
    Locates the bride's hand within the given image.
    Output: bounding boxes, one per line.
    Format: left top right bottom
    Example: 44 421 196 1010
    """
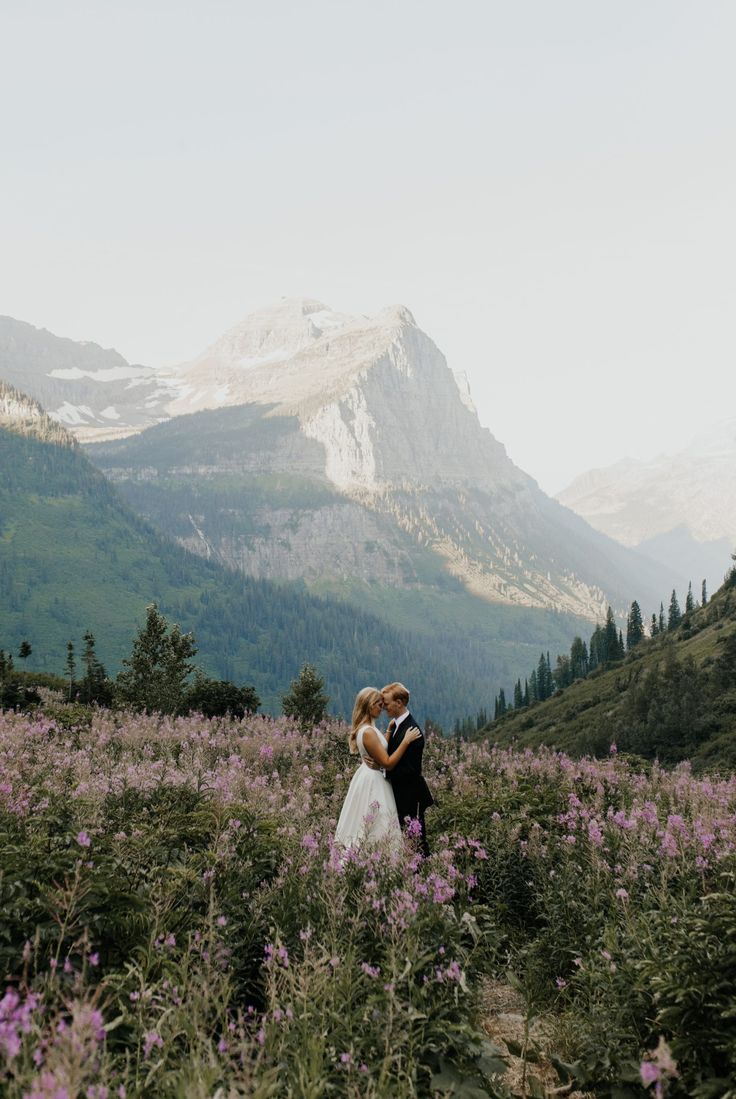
405 728 422 744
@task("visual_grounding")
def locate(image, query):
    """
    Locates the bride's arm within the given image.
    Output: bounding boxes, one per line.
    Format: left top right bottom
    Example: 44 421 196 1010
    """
362 727 421 771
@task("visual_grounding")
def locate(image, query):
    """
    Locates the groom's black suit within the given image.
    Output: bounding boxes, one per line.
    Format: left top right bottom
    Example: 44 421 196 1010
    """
388 712 434 856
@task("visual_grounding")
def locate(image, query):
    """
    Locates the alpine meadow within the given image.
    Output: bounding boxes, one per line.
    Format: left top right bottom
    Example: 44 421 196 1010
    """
3 5 736 1093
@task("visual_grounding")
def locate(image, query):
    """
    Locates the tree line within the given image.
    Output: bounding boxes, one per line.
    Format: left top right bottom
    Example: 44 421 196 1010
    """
490 580 712 721
0 604 332 728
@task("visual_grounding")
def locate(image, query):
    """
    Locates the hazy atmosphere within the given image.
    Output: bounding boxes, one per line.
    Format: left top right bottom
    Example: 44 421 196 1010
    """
3 0 736 491
4 6 736 1094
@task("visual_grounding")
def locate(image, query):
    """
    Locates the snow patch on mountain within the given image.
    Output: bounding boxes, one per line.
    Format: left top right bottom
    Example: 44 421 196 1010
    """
54 402 95 425
48 365 150 383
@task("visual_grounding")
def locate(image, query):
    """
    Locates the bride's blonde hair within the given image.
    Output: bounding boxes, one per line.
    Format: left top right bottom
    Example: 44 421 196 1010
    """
349 687 382 755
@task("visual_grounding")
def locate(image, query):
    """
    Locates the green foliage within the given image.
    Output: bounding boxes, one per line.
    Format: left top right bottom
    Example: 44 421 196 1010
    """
0 649 40 711
642 874 736 1095
77 631 112 706
615 645 705 762
485 570 736 770
0 676 40 712
281 662 329 728
626 600 645 650
668 589 682 630
115 604 197 715
184 674 260 718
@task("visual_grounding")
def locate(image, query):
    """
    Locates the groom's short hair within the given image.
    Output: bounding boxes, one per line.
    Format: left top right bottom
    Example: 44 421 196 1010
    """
382 682 409 706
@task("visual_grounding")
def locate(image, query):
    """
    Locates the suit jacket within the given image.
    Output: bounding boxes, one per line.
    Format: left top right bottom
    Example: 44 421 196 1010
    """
387 712 434 818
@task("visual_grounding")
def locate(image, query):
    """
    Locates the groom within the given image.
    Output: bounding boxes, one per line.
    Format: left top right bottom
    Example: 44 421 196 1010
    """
382 681 434 857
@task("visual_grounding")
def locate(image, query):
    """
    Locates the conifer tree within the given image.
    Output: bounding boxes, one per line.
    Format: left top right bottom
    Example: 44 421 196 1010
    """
537 653 549 701
604 606 620 661
528 669 538 704
570 636 589 679
65 641 76 701
18 640 32 661
523 678 529 707
668 590 682 630
659 602 666 633
116 604 197 715
79 631 111 706
513 679 523 709
685 581 695 615
497 688 507 717
651 613 659 637
281 663 329 729
589 624 605 670
701 579 708 606
554 654 572 689
627 601 645 649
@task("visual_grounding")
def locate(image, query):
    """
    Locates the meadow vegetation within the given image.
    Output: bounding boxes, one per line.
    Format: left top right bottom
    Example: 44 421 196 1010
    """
1 707 734 1097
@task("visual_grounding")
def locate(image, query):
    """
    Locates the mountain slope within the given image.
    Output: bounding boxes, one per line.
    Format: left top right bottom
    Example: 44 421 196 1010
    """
89 299 673 625
484 569 736 771
0 315 174 439
557 419 736 592
0 401 534 725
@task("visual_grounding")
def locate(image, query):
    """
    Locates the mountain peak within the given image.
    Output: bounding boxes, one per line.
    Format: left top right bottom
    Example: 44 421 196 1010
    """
372 304 417 328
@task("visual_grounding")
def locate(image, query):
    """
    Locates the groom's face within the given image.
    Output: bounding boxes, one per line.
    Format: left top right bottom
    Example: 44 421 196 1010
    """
383 693 404 718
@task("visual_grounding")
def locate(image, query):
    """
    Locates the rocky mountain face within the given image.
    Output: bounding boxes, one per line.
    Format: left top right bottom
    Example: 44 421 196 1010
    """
0 379 76 447
87 299 671 621
557 420 736 592
161 299 514 492
0 316 174 439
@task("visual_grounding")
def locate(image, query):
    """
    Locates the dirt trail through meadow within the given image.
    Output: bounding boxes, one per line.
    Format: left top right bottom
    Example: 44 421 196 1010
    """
480 980 592 1098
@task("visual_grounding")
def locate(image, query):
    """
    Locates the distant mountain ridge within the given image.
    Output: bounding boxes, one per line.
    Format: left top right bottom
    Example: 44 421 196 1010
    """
0 315 174 439
557 420 736 592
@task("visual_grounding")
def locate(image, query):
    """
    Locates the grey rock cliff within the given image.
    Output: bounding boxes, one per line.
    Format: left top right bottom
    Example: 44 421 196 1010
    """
89 299 673 619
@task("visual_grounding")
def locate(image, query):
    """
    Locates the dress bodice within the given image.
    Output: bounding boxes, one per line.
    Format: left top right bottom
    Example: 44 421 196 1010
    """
357 723 387 761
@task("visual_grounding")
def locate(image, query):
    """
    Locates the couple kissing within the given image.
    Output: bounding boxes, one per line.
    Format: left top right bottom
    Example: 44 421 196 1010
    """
335 682 434 857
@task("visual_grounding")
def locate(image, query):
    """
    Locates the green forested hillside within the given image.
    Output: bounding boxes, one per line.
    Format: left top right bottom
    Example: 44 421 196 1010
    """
0 423 533 725
484 568 736 770
89 405 594 708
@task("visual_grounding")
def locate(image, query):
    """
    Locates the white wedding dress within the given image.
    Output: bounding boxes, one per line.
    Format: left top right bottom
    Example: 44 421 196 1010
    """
334 725 402 852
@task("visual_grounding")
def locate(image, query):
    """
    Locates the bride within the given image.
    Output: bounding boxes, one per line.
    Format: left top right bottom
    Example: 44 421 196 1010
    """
334 686 421 852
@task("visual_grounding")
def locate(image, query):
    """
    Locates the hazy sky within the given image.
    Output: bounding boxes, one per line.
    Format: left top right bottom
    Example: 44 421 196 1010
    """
2 0 735 493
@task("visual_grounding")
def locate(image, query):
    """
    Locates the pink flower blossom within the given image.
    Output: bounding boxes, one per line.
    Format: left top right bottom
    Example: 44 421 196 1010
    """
143 1030 164 1058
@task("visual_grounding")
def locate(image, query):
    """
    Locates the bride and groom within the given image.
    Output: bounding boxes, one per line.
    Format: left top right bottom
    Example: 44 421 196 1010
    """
335 681 434 857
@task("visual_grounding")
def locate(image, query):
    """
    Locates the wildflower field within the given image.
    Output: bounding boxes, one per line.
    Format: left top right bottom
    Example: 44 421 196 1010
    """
1 709 735 1098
